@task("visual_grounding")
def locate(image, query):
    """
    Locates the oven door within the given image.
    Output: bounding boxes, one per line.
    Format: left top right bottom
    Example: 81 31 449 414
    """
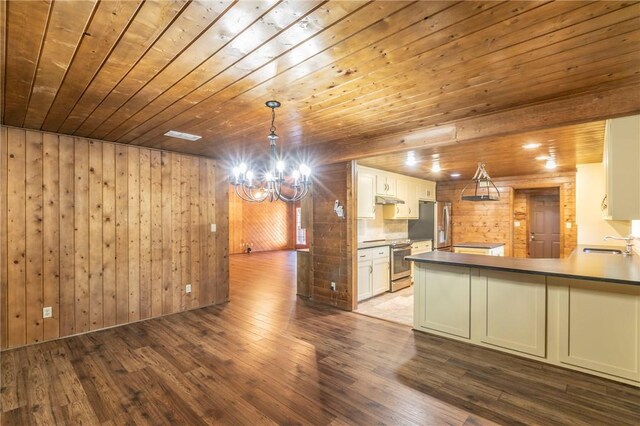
392 247 411 280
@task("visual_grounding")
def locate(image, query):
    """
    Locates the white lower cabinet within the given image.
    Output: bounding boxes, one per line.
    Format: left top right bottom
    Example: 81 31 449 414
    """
414 264 471 338
479 271 546 357
357 246 390 301
413 263 640 385
554 277 640 382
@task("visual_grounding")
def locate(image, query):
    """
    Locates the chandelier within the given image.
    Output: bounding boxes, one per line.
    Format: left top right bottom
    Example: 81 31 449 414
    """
231 100 311 202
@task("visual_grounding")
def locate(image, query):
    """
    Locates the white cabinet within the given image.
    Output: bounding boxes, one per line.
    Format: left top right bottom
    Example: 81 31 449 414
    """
479 271 546 357
414 263 471 338
453 245 505 256
372 257 390 295
357 165 435 220
383 180 418 219
416 180 436 202
357 246 390 301
357 262 373 301
357 170 376 219
375 173 396 196
410 240 432 282
603 114 640 220
555 277 640 382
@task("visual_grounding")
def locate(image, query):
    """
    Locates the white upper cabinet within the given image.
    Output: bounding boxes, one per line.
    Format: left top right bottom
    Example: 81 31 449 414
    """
603 114 640 220
416 180 436 202
358 165 435 220
357 170 376 219
375 173 396 196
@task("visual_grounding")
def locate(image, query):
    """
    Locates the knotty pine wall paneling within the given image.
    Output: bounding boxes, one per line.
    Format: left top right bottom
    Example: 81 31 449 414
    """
228 192 296 254
0 126 228 350
310 161 356 310
436 173 576 258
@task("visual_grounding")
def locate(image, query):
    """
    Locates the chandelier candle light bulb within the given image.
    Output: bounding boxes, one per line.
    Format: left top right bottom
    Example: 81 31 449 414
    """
230 101 311 202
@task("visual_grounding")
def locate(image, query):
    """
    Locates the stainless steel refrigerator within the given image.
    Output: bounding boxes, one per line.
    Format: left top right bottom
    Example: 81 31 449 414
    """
434 202 452 251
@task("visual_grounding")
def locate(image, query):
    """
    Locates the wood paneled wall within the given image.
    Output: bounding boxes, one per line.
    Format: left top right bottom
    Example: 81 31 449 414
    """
437 173 576 258
228 192 295 254
0 126 229 350
310 162 356 310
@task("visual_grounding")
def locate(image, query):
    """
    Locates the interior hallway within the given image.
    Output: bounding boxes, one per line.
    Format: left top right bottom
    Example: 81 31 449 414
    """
1 251 638 425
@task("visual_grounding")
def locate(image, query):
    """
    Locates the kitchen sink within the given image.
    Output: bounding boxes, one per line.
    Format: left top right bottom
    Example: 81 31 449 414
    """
582 248 623 254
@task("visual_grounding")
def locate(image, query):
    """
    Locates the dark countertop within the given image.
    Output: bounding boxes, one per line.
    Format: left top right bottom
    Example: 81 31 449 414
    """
406 245 640 286
453 242 505 249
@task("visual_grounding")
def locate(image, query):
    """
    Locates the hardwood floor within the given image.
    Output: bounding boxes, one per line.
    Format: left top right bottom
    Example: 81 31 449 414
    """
1 250 638 425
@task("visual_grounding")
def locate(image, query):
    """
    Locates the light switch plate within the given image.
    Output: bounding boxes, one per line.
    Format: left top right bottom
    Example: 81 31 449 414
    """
514 221 521 227
185 284 192 293
211 223 216 233
566 221 572 229
43 307 52 318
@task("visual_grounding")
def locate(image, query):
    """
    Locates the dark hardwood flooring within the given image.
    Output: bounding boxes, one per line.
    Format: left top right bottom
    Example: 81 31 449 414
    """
1 250 639 425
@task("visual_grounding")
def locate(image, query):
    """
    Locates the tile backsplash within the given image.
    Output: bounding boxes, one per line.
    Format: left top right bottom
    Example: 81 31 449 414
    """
357 206 408 241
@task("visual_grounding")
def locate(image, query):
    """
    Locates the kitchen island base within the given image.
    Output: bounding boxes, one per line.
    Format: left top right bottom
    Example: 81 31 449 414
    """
413 263 640 386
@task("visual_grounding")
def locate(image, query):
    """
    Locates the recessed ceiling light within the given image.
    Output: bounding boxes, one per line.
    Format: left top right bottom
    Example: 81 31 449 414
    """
535 155 550 161
431 163 441 173
545 158 557 169
523 143 541 149
406 151 417 166
164 130 202 141
450 173 461 178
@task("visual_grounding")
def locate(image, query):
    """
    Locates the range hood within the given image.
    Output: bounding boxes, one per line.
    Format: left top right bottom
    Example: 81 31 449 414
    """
375 195 405 205
461 163 500 202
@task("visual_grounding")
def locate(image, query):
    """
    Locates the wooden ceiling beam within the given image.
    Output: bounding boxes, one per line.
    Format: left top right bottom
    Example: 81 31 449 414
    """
313 84 640 164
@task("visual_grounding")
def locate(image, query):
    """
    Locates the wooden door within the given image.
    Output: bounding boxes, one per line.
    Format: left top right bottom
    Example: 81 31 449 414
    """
529 195 560 258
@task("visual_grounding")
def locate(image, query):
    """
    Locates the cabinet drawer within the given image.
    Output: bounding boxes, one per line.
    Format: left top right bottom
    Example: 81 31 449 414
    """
357 248 373 262
372 246 390 260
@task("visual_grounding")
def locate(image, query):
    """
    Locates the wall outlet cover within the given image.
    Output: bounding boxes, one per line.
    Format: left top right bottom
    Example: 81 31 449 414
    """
43 307 53 318
330 282 337 291
186 284 192 293
211 223 216 233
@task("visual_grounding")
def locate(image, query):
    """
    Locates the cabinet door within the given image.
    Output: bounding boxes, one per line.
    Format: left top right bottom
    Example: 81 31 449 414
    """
357 171 376 219
416 181 436 201
396 179 409 217
558 278 640 382
357 261 372 301
372 257 390 295
603 115 640 220
479 271 546 357
376 173 396 196
406 181 418 219
415 264 471 338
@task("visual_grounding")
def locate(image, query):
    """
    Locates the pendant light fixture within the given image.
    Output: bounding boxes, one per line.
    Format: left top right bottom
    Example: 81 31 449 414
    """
231 101 311 202
461 163 500 201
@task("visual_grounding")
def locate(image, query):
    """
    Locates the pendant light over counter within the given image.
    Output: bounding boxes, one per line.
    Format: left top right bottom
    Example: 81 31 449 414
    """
230 101 311 203
460 163 500 201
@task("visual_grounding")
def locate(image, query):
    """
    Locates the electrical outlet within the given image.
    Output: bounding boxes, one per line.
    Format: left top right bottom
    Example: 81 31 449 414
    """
185 284 192 293
330 282 337 291
211 224 216 233
43 306 53 318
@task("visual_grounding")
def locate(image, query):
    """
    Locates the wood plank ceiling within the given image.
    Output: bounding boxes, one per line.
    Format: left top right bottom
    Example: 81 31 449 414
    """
359 121 606 181
2 1 640 170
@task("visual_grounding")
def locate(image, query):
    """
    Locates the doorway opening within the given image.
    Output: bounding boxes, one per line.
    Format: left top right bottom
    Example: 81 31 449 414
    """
513 188 561 259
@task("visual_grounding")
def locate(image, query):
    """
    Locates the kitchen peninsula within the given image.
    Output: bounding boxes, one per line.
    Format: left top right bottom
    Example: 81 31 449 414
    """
407 248 640 385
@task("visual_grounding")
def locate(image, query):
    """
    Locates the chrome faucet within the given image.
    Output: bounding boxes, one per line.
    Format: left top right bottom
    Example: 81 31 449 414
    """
604 234 637 255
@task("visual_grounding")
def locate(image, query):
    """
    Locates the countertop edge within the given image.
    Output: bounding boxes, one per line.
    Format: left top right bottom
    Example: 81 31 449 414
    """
406 254 640 286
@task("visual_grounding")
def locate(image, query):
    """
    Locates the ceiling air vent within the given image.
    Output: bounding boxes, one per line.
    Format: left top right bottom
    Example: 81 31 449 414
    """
164 130 202 141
